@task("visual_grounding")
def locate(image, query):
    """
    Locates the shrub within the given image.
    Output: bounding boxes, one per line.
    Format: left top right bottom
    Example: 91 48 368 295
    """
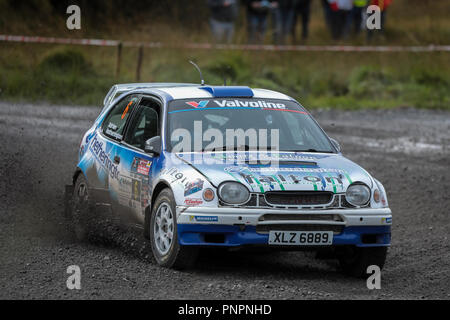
39 48 93 75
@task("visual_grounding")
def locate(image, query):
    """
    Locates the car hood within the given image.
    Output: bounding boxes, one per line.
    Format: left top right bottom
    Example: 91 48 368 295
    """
176 151 373 193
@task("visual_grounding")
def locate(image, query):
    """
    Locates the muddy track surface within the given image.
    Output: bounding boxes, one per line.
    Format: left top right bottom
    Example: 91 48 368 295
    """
0 102 449 299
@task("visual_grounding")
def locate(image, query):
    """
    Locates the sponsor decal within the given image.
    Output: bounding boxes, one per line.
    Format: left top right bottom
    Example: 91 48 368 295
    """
161 167 190 186
227 168 346 186
131 157 152 176
184 178 204 196
118 175 132 193
132 179 141 201
140 182 150 209
89 135 120 180
189 215 218 222
184 198 203 206
382 217 392 224
186 101 209 108
213 99 286 109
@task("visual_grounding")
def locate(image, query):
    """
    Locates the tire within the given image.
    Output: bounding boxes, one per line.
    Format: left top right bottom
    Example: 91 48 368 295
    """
71 174 95 241
149 188 198 269
338 246 388 278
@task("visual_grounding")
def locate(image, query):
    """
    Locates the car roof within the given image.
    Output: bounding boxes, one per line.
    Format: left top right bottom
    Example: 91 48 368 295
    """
113 82 198 91
102 83 296 117
155 86 293 101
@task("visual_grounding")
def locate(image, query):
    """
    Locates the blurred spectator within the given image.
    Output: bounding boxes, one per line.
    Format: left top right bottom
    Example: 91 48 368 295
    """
272 0 292 45
367 0 392 41
245 0 278 44
207 0 239 43
293 0 312 42
321 0 333 34
328 0 353 39
349 0 368 35
271 0 311 45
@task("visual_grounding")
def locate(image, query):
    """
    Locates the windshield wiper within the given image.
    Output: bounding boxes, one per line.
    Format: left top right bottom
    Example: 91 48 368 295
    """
203 145 251 152
203 145 279 152
284 149 334 153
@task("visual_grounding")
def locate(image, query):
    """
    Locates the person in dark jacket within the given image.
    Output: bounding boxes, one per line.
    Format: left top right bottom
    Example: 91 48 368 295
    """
328 0 353 40
349 0 368 35
293 0 312 42
245 0 278 44
272 0 294 44
207 0 239 43
273 0 311 44
321 0 333 33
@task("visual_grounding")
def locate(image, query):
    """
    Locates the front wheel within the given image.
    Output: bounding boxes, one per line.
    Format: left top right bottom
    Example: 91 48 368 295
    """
338 246 388 278
149 188 198 269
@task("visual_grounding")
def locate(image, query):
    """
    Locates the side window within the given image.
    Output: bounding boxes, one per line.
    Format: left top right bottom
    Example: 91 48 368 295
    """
102 95 139 141
125 100 160 150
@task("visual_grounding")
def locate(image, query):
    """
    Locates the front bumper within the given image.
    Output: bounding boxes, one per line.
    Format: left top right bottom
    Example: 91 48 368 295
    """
176 206 392 247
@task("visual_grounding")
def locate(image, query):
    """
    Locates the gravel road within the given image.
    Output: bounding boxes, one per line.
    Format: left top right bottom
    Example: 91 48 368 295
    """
0 101 449 299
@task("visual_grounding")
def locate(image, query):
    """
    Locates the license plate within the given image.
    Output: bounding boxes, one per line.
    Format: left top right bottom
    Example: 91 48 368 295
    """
268 231 333 246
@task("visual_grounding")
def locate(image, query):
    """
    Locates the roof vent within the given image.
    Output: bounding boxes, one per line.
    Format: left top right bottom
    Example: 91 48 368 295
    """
199 86 254 98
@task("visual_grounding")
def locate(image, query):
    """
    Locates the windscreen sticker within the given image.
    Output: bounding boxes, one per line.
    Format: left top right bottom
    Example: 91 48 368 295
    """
105 129 123 140
186 101 209 108
169 99 308 114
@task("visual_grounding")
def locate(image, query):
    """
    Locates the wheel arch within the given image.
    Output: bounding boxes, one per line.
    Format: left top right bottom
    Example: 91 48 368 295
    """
144 180 173 239
72 168 83 185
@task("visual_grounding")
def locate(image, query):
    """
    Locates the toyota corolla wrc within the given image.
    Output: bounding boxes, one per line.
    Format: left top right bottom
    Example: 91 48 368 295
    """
68 82 392 277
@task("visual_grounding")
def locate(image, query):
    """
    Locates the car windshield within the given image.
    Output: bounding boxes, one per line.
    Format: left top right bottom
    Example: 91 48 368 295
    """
167 98 335 153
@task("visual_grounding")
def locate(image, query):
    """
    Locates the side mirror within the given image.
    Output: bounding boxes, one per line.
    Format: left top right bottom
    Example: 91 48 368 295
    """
144 136 161 156
330 138 341 153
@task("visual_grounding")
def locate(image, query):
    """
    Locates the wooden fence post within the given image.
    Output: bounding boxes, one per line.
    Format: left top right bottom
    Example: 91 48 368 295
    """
115 42 122 78
136 45 144 82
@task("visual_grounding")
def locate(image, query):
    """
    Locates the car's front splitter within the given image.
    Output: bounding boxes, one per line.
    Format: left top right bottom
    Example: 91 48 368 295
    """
177 224 391 248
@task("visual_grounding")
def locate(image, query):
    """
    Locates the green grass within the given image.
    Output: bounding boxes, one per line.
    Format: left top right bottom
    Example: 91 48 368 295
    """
0 0 448 109
0 43 448 110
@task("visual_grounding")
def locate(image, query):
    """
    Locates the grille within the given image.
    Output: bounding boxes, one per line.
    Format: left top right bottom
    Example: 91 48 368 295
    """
258 214 343 222
341 196 357 208
264 191 333 206
256 224 344 234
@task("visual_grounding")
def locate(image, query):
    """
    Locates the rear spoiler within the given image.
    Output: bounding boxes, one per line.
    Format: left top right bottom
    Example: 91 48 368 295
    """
102 82 199 109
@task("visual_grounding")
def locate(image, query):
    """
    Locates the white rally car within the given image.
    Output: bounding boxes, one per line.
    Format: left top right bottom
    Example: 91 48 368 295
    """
69 83 392 277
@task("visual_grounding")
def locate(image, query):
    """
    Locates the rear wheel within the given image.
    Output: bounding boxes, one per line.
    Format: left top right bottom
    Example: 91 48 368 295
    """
338 246 388 278
149 188 198 269
71 174 95 241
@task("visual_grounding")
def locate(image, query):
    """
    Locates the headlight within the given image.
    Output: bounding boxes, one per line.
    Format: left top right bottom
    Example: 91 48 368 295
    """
346 183 371 206
218 182 250 204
